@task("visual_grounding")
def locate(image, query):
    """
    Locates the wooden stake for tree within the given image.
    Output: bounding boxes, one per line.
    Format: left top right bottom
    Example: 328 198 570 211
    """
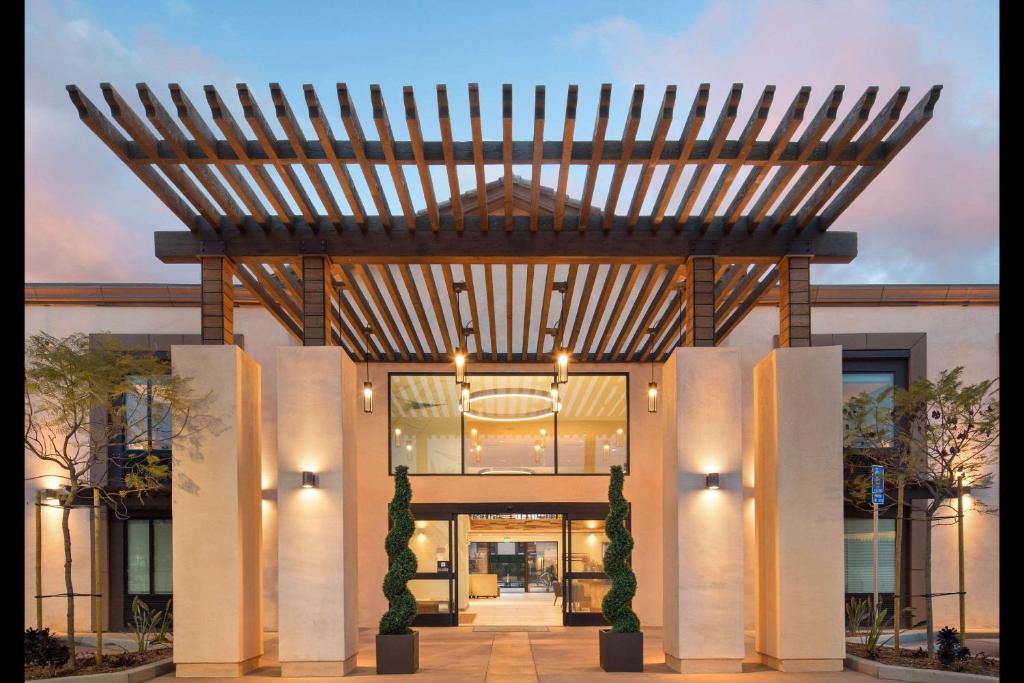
35 490 43 630
957 473 966 640
894 478 904 652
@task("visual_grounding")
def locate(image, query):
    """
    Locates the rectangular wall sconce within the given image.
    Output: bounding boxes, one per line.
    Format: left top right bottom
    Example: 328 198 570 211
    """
301 471 318 489
42 489 60 502
705 473 720 490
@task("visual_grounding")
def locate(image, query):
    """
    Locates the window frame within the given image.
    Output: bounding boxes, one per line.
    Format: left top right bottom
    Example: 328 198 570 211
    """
387 371 631 476
124 517 173 599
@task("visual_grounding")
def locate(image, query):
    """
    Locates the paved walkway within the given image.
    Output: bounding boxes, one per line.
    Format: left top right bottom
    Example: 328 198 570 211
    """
156 627 878 682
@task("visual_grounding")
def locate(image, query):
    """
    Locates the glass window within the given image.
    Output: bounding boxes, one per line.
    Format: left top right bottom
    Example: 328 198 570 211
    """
568 578 611 613
152 520 173 594
390 375 462 474
409 520 450 573
569 520 607 573
843 518 895 593
557 375 628 474
126 520 150 594
389 373 629 474
843 371 895 445
408 579 452 614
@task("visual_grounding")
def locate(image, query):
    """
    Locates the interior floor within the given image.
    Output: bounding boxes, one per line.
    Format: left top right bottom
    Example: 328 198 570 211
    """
460 591 563 626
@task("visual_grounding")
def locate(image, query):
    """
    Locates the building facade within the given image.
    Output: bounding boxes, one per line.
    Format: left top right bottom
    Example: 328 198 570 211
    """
24 282 999 673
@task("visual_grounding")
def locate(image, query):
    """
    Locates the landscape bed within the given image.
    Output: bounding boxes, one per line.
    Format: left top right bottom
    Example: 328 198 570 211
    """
846 643 998 678
25 649 172 681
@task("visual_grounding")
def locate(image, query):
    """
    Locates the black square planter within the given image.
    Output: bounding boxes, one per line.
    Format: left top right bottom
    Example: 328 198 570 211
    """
599 629 643 672
376 631 419 674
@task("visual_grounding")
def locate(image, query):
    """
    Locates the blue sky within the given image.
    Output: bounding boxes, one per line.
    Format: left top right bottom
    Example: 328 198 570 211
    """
26 0 999 284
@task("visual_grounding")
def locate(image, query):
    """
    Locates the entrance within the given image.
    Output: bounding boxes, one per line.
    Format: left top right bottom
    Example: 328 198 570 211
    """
408 502 623 626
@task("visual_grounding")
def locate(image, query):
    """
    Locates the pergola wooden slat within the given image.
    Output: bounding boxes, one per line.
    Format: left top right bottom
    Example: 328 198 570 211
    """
68 81 940 360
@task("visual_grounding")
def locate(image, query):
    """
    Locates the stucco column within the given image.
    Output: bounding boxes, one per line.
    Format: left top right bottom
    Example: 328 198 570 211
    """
171 345 263 677
276 347 359 676
663 347 745 673
753 346 845 672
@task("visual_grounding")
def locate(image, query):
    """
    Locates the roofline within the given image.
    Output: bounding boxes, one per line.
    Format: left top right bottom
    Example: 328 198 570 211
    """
25 282 999 308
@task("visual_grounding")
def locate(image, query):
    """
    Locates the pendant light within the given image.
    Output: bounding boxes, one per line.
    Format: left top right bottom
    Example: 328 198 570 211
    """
550 380 561 414
453 282 468 385
460 382 471 413
553 281 570 384
362 326 374 414
647 357 658 413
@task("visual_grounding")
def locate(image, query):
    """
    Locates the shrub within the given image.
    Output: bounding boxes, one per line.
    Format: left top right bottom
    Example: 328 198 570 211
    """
379 465 418 635
601 465 639 633
24 627 70 672
936 626 970 669
130 596 169 654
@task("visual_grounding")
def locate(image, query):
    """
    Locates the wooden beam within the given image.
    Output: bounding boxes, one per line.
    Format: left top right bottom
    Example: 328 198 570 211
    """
778 256 811 347
675 84 742 227
817 85 942 231
302 84 367 227
646 283 686 360
205 85 299 229
376 263 427 360
621 264 679 360
530 86 545 232
337 83 393 227
580 264 621 358
502 84 514 231
724 86 809 226
556 263 580 353
593 264 641 359
403 87 439 231
156 219 859 263
270 84 344 227
684 256 715 346
483 263 497 361
67 85 202 231
462 263 484 360
716 265 779 343
370 84 417 229
579 84 612 229
746 86 844 230
553 85 578 231
200 256 235 344
436 85 464 231
603 85 644 229
339 264 389 360
468 84 488 230
520 263 535 359
136 83 245 228
700 85 774 227
534 264 556 361
505 264 514 361
399 264 440 357
794 87 909 230
418 264 450 356
168 83 270 227
627 86 676 227
235 262 302 343
567 263 599 354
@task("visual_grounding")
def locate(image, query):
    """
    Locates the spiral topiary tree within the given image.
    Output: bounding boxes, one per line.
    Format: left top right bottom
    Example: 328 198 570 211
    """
379 465 418 635
601 465 640 633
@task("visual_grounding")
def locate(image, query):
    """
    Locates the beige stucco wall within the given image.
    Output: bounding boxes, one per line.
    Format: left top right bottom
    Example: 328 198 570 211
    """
25 297 999 637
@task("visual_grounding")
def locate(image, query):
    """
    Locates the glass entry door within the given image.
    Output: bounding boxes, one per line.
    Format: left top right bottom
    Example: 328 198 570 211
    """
408 515 457 626
561 504 615 626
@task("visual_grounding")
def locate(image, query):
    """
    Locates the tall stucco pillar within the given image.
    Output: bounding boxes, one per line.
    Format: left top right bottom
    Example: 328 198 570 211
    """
277 347 359 676
171 346 263 677
663 347 745 673
753 346 845 672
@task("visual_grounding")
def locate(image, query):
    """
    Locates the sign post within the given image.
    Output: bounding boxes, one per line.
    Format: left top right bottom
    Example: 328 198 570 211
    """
871 465 885 620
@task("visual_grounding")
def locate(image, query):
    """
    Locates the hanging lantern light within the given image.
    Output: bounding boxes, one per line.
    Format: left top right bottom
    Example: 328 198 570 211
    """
550 381 560 414
453 282 469 384
461 383 471 413
362 326 374 414
553 282 570 384
647 358 658 413
454 350 467 384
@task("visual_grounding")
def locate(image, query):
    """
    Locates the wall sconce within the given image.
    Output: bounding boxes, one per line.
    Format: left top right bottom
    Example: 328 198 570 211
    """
602 442 611 462
460 383 471 413
550 382 560 413
301 471 318 489
42 489 60 503
705 473 720 490
614 427 624 448
533 443 543 464
393 428 402 448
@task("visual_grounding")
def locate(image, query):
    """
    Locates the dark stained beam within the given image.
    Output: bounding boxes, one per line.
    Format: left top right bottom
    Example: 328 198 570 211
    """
403 86 439 231
200 256 235 344
530 86 545 232
603 85 644 229
370 84 417 229
627 86 675 228
302 85 367 227
578 84 612 229
778 255 811 347
684 256 715 346
652 83 709 226
301 255 335 346
337 83 393 227
553 85 578 232
436 85 464 231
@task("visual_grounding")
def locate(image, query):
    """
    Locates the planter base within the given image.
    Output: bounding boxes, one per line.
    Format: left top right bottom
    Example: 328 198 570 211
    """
599 629 643 672
376 631 419 674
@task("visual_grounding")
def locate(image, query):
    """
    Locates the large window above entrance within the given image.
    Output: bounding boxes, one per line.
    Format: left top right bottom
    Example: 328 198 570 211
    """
389 373 629 475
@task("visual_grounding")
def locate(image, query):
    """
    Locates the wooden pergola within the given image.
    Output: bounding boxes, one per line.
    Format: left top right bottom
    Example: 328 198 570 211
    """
67 81 940 361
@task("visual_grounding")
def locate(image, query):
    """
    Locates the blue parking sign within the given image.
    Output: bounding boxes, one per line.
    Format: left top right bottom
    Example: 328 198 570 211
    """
871 465 885 505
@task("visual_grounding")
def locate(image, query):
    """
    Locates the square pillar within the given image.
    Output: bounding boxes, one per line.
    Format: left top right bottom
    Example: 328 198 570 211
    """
778 256 811 347
171 346 263 677
277 347 359 676
201 257 235 345
753 346 845 671
684 256 716 346
663 347 744 673
301 256 336 346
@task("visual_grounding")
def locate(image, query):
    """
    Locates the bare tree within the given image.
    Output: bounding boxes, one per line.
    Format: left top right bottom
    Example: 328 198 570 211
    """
24 333 211 669
844 367 998 656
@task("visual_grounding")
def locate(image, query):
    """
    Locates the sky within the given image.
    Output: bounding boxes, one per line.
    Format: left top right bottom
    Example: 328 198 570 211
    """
25 0 999 285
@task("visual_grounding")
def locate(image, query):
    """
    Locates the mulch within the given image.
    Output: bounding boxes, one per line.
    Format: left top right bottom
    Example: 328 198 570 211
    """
847 643 999 678
24 648 172 680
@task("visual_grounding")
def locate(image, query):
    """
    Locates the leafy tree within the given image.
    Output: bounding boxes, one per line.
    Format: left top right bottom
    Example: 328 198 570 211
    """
379 465 417 635
24 333 210 669
601 465 639 632
843 367 998 656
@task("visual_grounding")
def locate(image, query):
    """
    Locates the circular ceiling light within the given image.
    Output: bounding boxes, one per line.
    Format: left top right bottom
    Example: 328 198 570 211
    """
478 467 535 475
463 387 554 422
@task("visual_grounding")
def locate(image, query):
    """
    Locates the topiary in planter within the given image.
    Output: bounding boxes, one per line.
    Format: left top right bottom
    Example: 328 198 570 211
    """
379 465 418 635
602 465 639 633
